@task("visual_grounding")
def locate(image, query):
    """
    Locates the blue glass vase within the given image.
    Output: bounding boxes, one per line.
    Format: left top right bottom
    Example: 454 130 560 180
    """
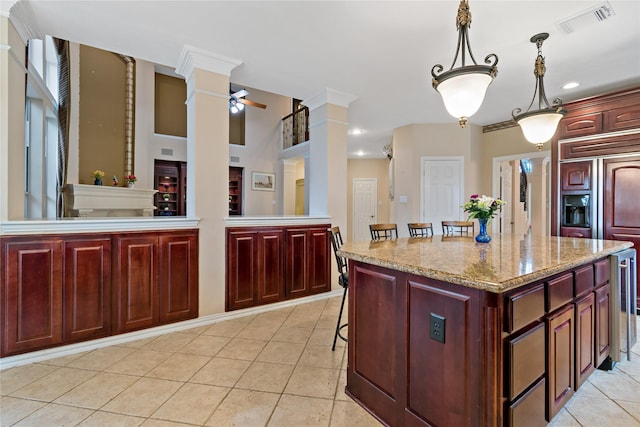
475 218 491 243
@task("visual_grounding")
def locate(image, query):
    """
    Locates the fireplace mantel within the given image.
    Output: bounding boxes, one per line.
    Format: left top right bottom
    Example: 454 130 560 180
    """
63 184 158 217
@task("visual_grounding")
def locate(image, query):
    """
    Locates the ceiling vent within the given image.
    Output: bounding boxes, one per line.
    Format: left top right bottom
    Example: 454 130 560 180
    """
557 2 615 34
230 155 240 163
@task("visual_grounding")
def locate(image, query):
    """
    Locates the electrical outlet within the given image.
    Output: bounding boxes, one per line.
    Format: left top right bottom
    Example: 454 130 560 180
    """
430 313 446 344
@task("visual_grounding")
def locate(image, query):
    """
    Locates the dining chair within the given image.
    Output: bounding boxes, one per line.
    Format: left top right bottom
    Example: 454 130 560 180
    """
408 222 434 237
369 223 398 240
328 226 348 351
441 220 475 235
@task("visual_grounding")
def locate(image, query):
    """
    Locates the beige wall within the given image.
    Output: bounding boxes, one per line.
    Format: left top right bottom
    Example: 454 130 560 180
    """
390 123 481 234
347 158 390 240
79 45 127 185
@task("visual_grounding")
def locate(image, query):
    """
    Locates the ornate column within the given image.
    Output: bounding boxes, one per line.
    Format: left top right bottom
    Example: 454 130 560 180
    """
176 45 240 315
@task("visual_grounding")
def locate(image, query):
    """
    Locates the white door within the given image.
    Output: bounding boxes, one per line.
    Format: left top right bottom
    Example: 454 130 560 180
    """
500 161 513 234
421 158 463 235
353 178 377 241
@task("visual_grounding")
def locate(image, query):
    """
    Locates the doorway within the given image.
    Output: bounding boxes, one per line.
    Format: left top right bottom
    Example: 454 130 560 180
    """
353 178 377 241
492 151 551 236
420 157 464 234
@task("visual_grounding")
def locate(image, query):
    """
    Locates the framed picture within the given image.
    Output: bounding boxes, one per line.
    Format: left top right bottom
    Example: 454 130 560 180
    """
251 172 275 191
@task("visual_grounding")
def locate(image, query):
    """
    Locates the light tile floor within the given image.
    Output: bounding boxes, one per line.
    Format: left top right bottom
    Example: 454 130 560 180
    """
1 297 639 427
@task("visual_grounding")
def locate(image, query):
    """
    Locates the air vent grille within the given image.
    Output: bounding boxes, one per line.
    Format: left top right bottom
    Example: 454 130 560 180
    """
557 2 615 34
161 148 173 156
230 156 240 163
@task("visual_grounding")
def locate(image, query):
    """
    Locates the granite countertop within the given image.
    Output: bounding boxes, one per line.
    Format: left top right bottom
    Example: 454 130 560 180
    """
337 234 633 293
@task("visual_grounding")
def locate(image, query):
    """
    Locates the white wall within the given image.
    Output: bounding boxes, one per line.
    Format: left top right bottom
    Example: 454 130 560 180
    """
229 87 291 215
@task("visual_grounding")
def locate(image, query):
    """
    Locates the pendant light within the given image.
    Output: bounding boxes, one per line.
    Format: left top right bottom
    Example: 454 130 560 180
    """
512 33 566 150
431 0 498 128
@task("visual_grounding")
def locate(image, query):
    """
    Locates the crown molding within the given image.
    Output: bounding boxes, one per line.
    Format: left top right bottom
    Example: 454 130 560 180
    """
176 44 241 79
304 88 357 111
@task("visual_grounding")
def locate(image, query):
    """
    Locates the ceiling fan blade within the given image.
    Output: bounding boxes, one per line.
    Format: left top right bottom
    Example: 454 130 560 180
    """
231 89 248 99
239 99 267 109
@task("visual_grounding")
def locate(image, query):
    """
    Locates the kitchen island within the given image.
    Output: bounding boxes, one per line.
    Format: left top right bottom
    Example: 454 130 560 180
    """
337 234 632 427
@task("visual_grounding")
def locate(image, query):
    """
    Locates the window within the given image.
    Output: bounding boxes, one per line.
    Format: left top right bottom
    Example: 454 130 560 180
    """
25 35 59 218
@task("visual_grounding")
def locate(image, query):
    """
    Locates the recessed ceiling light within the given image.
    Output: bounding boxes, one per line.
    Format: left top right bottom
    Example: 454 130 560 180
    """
349 129 364 135
563 82 580 90
355 150 365 156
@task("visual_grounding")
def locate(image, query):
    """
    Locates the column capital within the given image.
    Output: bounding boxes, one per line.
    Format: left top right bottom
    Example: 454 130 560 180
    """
176 44 241 80
304 88 357 111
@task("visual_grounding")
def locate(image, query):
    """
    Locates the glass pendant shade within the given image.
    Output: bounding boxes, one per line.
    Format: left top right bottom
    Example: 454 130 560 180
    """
516 112 563 145
512 33 565 150
431 0 498 128
437 72 493 122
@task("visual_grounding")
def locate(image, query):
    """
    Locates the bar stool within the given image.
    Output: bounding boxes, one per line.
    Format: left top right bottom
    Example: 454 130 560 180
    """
369 223 398 240
441 220 474 235
408 222 434 237
328 226 348 351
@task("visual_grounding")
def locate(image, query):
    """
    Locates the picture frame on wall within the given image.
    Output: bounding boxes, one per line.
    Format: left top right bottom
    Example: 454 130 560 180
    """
251 172 275 191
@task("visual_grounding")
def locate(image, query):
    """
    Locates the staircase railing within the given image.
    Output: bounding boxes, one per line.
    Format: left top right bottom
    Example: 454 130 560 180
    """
282 106 309 149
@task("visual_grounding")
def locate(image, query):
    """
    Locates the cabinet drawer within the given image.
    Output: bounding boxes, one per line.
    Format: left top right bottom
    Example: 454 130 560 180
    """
505 284 545 333
560 227 592 238
559 112 603 139
594 258 610 287
574 265 594 297
604 104 640 132
507 377 546 427
547 273 574 313
507 322 545 400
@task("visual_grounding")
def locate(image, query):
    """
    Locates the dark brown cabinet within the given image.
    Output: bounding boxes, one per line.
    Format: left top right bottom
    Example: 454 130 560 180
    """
159 232 199 323
2 239 63 355
1 229 198 357
546 304 575 421
561 161 591 192
63 238 112 342
154 160 187 216
229 166 243 216
575 293 595 389
226 228 284 310
226 224 330 311
115 235 159 333
285 226 331 298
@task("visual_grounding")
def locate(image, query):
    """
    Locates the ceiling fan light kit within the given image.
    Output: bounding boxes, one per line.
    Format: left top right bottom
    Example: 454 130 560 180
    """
512 32 566 151
431 0 498 128
229 89 267 113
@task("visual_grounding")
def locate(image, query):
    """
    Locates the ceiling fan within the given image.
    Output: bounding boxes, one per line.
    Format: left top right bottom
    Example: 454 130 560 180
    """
229 89 267 113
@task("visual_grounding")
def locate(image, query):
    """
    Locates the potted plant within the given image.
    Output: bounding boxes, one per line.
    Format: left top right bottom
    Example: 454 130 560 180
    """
92 170 105 185
124 174 137 188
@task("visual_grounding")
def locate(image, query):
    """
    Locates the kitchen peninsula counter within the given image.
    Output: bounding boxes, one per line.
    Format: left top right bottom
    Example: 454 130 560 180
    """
337 234 632 427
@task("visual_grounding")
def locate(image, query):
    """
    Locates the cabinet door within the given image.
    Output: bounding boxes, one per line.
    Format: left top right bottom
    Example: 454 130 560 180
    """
2 240 63 356
595 285 611 367
575 293 595 389
561 162 591 192
115 235 159 332
226 230 257 310
307 227 330 294
285 229 309 297
159 232 198 323
256 230 284 304
603 156 640 309
546 305 574 421
604 104 640 133
63 238 111 342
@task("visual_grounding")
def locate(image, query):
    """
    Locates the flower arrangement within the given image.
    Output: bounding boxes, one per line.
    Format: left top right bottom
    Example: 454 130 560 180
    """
124 174 137 184
462 194 506 221
91 170 105 180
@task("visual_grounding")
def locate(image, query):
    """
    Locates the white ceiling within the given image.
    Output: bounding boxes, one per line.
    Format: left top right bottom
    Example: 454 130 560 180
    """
7 0 640 158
